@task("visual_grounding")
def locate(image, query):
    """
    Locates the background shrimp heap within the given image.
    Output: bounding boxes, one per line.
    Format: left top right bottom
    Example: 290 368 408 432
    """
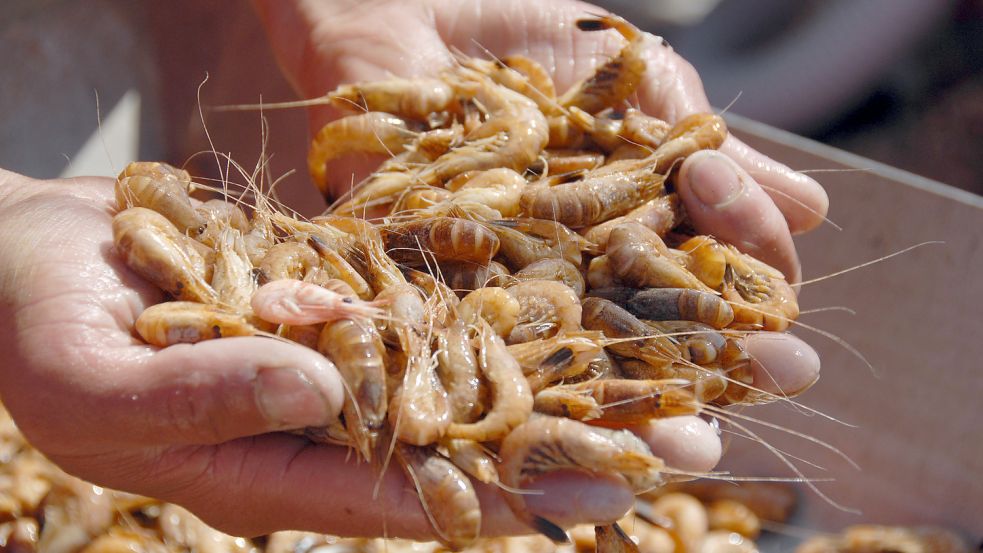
110 14 813 552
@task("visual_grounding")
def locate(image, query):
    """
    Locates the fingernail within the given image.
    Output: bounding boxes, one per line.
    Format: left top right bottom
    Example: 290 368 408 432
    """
687 151 745 209
746 333 821 396
522 472 634 526
255 368 334 428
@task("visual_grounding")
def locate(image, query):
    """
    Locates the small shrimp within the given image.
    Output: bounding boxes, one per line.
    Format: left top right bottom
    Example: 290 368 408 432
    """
158 503 253 553
555 379 700 427
595 523 641 553
606 223 713 291
506 279 583 344
582 193 681 250
649 113 728 174
442 438 499 485
318 317 388 461
250 279 384 326
531 149 605 176
437 167 526 218
115 162 204 235
648 493 709 553
588 287 734 329
381 217 500 266
435 260 511 294
435 321 483 423
587 255 623 289
135 302 260 347
618 359 728 404
520 158 667 228
642 320 727 365
458 286 520 339
393 443 481 549
678 236 799 331
655 481 797 524
210 226 256 311
489 218 593 270
416 75 549 185
622 108 672 149
559 16 647 114
307 235 374 301
196 199 250 249
507 330 605 392
36 478 114 553
330 170 415 217
497 415 665 541
256 241 319 284
446 322 533 442
113 207 218 304
307 112 416 193
243 211 274 266
513 258 586 298
533 387 602 421
328 77 459 120
706 499 761 540
462 55 558 115
389 360 452 446
581 297 681 370
700 531 758 553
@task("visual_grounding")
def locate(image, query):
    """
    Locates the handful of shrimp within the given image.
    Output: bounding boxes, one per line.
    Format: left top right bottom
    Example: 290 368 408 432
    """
109 13 814 551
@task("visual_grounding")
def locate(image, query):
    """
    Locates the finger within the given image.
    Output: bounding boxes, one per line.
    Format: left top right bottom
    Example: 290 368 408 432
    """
743 332 821 398
720 136 830 235
143 434 634 540
98 337 344 448
676 149 801 283
632 416 721 475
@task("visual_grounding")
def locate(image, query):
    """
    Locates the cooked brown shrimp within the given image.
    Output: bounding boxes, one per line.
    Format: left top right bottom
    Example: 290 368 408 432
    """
256 241 319 284
588 287 734 329
36 478 114 553
497 415 665 540
587 255 623 289
209 226 255 311
158 504 252 553
195 199 249 249
330 170 416 217
393 443 481 549
520 158 667 228
442 438 499 485
113 207 218 304
641 320 728 365
446 322 533 442
533 387 602 421
706 499 761 540
458 286 520 339
251 279 385 326
328 77 459 120
434 260 511 294
581 297 682 370
381 217 500 266
306 235 374 301
581 193 681 250
650 113 728 174
678 236 799 331
462 55 558 115
307 112 416 194
416 75 549 185
318 317 387 461
437 167 526 218
649 493 709 553
532 148 605 176
618 359 728 404
507 330 605 392
489 218 593 270
606 223 713 291
559 16 647 114
135 302 259 347
115 162 204 235
513 258 586 298
622 108 672 148
435 321 483 423
558 379 700 427
596 522 642 553
506 279 583 344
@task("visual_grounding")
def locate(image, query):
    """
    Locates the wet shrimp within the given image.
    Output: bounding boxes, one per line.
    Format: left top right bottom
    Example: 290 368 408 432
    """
256 241 320 284
546 379 700 427
196 199 249 249
531 149 606 176
250 279 385 326
392 443 481 549
307 235 374 301
434 167 527 219
507 330 605 392
461 54 558 115
135 302 260 347
435 321 483 423
648 493 709 553
581 297 682 370
497 415 665 540
582 193 681 250
605 222 714 291
416 74 549 185
559 16 647 114
649 113 728 174
519 158 667 228
618 359 727 404
442 438 499 485
533 387 602 421
587 255 623 289
113 207 218 304
706 499 761 539
489 218 593 270
588 287 734 329
431 260 511 294
115 162 204 235
381 217 500 266
512 258 586 298
307 112 416 193
210 226 255 311
595 523 641 553
446 322 533 442
457 286 520 339
328 77 460 121
506 279 583 344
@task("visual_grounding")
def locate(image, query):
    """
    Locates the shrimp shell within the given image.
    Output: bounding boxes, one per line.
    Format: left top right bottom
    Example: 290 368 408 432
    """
257 241 320 284
328 77 458 120
210 227 255 311
507 331 605 392
442 438 499 485
582 194 681 250
381 217 501 267
559 16 647 114
251 279 384 326
489 218 592 271
533 387 602 421
113 207 218 304
393 443 481 549
606 223 713 291
498 415 665 540
506 280 583 344
435 321 483 424
135 302 259 347
513 258 587 298
581 297 681 370
458 287 520 339
650 113 728 174
115 162 204 235
588 287 734 329
446 323 533 442
559 379 700 427
595 523 641 553
437 260 511 294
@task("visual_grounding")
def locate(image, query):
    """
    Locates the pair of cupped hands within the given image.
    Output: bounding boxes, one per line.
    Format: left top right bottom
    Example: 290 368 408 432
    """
0 0 827 540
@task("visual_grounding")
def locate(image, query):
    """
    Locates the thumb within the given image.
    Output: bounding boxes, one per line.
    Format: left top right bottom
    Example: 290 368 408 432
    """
114 337 345 446
677 150 801 283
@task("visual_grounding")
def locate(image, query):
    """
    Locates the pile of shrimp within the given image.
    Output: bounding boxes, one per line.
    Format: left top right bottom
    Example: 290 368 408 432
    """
106 14 826 551
2 405 971 553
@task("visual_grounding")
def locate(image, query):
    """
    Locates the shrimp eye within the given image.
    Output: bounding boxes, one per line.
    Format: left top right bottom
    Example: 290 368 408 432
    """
342 297 353 304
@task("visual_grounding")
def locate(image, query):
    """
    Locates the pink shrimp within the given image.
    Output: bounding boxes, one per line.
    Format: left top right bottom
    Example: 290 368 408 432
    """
250 279 385 326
